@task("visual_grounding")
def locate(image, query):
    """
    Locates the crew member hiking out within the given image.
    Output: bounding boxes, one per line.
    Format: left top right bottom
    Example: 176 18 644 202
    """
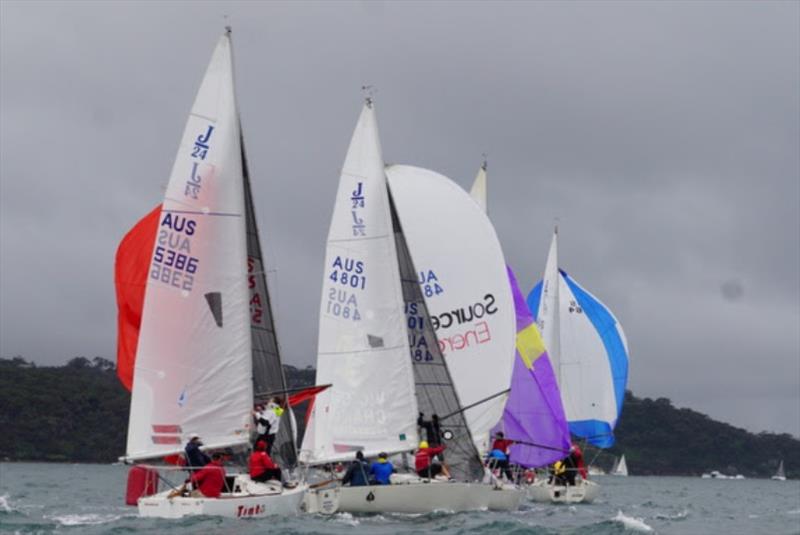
341 451 370 487
415 441 451 480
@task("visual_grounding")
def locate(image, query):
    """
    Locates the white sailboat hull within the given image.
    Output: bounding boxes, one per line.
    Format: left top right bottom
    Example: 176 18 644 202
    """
771 476 787 481
138 479 307 519
484 483 527 511
335 481 499 513
527 478 599 504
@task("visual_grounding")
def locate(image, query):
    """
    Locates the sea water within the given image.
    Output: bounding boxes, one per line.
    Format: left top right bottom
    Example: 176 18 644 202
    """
1 462 798 534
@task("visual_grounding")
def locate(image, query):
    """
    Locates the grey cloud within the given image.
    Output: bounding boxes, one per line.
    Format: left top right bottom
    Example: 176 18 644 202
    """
1 0 797 436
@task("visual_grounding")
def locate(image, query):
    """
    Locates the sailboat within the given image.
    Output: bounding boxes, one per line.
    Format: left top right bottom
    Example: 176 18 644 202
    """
611 454 629 476
468 165 598 504
114 29 308 518
301 99 520 513
386 162 528 509
525 227 628 501
772 460 787 481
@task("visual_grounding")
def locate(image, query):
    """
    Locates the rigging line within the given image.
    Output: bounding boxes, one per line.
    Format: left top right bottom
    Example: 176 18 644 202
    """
439 388 511 421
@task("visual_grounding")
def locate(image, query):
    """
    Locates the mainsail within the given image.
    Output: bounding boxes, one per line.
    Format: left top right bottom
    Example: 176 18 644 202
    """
386 165 516 454
301 101 418 463
611 454 629 476
527 229 630 448
118 32 267 461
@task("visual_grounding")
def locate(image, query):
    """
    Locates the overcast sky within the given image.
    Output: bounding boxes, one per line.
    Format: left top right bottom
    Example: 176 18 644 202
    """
1 1 798 437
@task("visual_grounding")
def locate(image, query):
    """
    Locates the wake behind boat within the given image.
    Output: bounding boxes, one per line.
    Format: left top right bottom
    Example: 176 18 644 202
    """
114 29 309 519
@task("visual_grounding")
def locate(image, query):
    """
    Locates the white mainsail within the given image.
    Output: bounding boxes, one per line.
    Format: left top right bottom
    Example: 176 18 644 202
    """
125 33 252 461
301 102 418 464
612 454 629 476
386 165 515 453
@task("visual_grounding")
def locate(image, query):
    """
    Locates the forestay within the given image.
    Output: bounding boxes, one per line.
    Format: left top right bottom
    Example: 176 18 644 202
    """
386 165 515 454
527 230 629 448
125 33 253 460
301 102 418 464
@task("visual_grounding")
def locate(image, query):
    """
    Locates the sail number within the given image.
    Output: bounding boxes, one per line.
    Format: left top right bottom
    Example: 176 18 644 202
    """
328 270 366 290
150 246 197 291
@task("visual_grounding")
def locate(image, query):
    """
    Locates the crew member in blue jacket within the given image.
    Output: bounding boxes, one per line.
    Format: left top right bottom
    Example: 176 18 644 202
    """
370 452 395 485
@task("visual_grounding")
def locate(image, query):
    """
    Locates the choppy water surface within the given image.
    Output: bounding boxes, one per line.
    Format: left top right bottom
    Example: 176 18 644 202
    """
1 463 798 534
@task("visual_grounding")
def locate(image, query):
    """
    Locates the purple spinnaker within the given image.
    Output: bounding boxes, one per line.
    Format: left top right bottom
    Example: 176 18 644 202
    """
498 266 571 468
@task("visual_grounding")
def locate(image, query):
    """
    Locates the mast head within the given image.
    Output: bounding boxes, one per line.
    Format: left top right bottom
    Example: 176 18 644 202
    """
481 153 488 171
361 85 376 108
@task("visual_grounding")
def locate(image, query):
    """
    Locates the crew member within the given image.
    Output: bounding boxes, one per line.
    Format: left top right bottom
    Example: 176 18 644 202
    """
415 441 451 479
189 452 226 498
370 452 394 485
184 433 210 469
249 440 282 482
417 412 443 447
342 451 370 487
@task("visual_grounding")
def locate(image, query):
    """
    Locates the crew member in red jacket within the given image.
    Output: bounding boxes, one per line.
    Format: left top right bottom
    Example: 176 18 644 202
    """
415 440 451 479
189 452 226 498
570 443 588 480
249 440 282 482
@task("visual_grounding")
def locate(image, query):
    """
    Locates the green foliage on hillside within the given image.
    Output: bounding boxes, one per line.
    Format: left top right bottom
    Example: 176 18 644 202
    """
1 358 797 479
584 392 799 479
0 357 128 462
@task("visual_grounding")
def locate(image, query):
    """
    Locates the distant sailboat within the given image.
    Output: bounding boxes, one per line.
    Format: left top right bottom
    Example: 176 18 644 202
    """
772 460 787 481
469 164 598 504
611 454 629 476
114 29 307 518
527 229 630 449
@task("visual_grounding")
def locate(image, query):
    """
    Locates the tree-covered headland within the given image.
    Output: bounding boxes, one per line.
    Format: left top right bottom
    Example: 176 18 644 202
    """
0 357 797 478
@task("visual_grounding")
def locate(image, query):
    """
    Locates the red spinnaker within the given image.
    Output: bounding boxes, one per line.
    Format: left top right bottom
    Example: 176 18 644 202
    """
115 205 161 391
